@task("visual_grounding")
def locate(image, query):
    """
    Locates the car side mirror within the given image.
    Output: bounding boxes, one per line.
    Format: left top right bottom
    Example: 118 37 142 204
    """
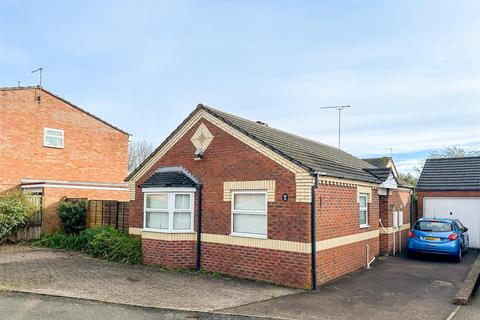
463 227 468 232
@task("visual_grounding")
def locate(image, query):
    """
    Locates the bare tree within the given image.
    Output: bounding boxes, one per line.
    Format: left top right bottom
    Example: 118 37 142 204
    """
414 145 480 176
128 140 155 173
429 145 480 158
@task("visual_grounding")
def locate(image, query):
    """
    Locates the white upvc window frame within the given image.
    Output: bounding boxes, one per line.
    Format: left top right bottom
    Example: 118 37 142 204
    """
359 193 369 228
143 187 195 233
231 190 268 239
43 127 64 148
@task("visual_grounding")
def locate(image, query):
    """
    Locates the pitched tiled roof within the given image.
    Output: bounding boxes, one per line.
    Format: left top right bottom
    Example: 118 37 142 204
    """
202 106 379 183
417 157 480 191
127 104 381 183
364 168 392 181
140 171 198 188
362 157 391 168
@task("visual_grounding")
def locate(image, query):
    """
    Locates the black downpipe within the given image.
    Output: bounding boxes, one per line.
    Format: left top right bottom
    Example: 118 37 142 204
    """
195 185 203 271
311 174 319 290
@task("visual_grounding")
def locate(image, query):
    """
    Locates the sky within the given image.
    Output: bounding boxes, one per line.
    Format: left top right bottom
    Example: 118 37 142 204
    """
1 0 479 174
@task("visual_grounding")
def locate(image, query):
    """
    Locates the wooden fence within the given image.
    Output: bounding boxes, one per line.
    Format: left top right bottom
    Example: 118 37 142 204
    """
66 198 129 232
14 195 43 241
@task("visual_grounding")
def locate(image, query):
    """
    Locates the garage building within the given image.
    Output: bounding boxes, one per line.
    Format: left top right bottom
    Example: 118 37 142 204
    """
417 156 480 248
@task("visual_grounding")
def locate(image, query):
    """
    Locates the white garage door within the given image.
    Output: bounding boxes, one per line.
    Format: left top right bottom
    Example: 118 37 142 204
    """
424 197 480 249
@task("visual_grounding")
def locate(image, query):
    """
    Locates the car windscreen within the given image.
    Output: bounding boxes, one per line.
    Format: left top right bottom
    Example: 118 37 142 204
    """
414 221 452 232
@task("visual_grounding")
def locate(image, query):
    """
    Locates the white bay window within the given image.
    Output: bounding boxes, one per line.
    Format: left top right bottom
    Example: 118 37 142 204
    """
144 190 194 232
231 191 267 238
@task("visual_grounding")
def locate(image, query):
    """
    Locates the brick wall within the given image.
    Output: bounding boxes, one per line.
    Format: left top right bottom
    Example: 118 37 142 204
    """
0 88 128 192
315 184 379 239
201 242 311 288
142 239 196 269
315 184 380 284
379 189 411 255
316 237 378 284
418 190 480 218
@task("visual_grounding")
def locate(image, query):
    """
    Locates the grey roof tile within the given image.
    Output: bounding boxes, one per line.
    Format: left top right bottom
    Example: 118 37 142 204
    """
202 106 379 183
417 157 480 191
140 171 198 188
128 105 381 184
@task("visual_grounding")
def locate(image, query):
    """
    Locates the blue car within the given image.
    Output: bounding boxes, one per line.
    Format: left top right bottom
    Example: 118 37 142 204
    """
407 218 469 262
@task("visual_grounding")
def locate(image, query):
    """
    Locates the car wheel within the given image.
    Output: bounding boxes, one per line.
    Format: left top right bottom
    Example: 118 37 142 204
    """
454 249 462 263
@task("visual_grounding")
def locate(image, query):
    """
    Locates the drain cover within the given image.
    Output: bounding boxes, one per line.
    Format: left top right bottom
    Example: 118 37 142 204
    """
430 280 453 287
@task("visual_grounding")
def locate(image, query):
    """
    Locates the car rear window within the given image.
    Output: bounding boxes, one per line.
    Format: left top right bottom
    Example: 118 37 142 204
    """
415 221 452 232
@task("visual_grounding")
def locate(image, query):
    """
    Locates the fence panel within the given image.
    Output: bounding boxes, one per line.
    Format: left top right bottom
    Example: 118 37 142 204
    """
67 198 129 232
14 195 43 241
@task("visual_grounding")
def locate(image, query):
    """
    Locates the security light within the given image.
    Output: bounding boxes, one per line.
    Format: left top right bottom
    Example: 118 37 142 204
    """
194 148 203 161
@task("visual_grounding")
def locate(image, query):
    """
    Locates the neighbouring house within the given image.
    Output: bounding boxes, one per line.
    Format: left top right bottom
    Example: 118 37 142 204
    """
417 156 480 249
362 157 413 255
0 86 130 232
126 105 412 289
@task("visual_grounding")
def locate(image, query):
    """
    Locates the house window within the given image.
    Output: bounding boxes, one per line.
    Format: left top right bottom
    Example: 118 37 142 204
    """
144 192 194 232
359 194 369 227
231 191 267 238
43 128 64 148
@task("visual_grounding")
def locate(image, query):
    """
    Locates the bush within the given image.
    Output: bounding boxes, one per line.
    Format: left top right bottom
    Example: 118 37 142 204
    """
58 200 87 235
35 226 142 265
0 190 35 243
87 227 142 264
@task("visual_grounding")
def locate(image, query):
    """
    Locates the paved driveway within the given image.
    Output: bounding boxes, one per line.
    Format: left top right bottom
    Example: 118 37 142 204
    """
223 251 479 320
0 245 297 312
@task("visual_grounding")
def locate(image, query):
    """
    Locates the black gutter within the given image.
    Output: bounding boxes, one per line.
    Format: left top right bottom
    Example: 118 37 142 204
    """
195 184 203 271
311 174 319 290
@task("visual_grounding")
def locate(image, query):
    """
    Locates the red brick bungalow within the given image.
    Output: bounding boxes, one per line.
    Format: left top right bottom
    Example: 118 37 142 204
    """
126 105 412 289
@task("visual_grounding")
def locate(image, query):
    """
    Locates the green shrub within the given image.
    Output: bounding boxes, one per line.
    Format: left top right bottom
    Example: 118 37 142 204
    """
58 200 87 235
86 227 141 264
34 226 142 265
0 190 35 242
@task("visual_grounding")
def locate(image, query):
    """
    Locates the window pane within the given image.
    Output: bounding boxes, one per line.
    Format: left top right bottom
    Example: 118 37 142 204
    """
46 129 62 137
173 212 191 230
175 194 190 210
359 195 367 208
233 213 266 235
146 194 167 209
359 210 367 225
233 193 266 211
146 211 168 229
45 136 63 147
